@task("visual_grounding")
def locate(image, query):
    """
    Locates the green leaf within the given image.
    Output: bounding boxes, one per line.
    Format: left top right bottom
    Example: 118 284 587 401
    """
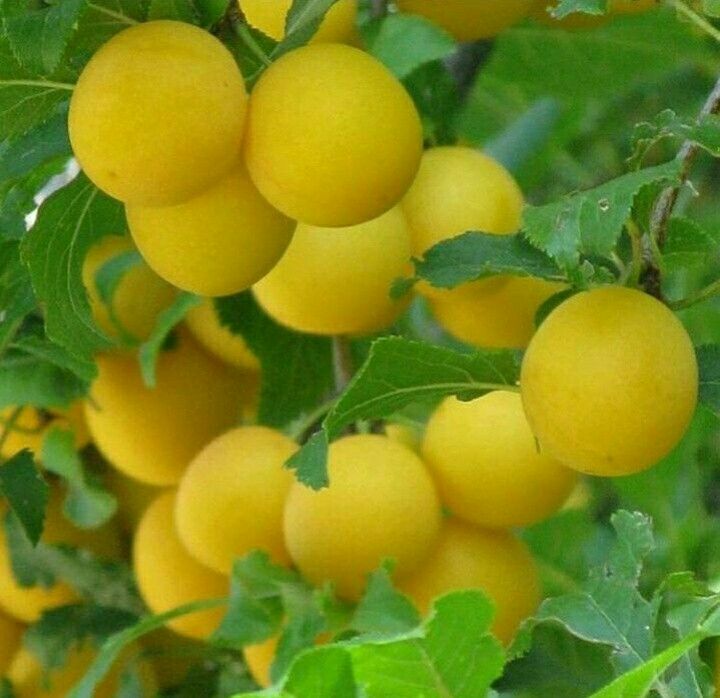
631 109 720 169
523 160 680 269
325 337 520 438
221 22 277 86
697 345 720 416
24 603 139 671
274 0 343 57
351 566 421 638
21 176 124 362
147 0 201 23
365 14 455 80
0 36 74 140
0 347 88 409
280 646 357 697
42 427 117 529
138 292 201 388
0 332 94 410
0 241 35 347
703 0 720 17
0 450 48 546
287 337 520 488
0 104 70 182
485 98 562 174
215 293 334 430
350 591 505 698
414 231 563 290
512 511 659 677
212 551 295 648
1 0 87 75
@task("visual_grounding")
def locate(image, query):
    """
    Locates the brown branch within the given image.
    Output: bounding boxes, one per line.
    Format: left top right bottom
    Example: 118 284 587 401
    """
650 72 720 249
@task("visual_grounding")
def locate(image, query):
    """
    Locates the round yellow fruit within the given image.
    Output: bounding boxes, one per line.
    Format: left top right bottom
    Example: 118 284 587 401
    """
84 331 244 486
402 146 524 261
244 636 279 688
83 235 177 343
400 519 540 644
0 493 121 623
176 426 297 574
429 276 566 349
0 611 23 675
396 0 533 41
185 300 259 371
283 434 442 600
253 207 413 335
422 392 576 528
134 493 228 640
244 43 422 227
8 645 155 698
69 21 247 207
0 407 48 460
239 0 358 43
521 286 698 476
127 164 294 297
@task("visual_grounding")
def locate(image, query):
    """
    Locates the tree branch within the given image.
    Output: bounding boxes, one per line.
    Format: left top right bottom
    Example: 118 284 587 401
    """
649 72 720 249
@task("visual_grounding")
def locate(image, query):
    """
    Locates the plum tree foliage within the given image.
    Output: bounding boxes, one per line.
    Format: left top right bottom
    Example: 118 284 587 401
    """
1 0 720 697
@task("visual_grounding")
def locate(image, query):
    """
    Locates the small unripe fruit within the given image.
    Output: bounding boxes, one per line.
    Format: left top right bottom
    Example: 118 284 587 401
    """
127 165 294 297
85 332 245 486
400 519 540 644
244 43 422 227
396 0 533 41
176 427 297 574
521 286 698 476
423 392 576 528
134 493 228 640
83 235 177 343
283 434 442 600
429 276 566 349
239 0 358 43
185 300 259 371
253 208 412 336
69 21 247 206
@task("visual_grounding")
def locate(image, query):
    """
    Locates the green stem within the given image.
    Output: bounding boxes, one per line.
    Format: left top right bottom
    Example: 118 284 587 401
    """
667 0 720 44
86 2 139 25
670 277 720 310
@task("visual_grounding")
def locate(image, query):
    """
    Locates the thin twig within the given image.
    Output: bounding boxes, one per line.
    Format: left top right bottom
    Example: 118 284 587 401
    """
332 337 354 394
649 72 720 249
